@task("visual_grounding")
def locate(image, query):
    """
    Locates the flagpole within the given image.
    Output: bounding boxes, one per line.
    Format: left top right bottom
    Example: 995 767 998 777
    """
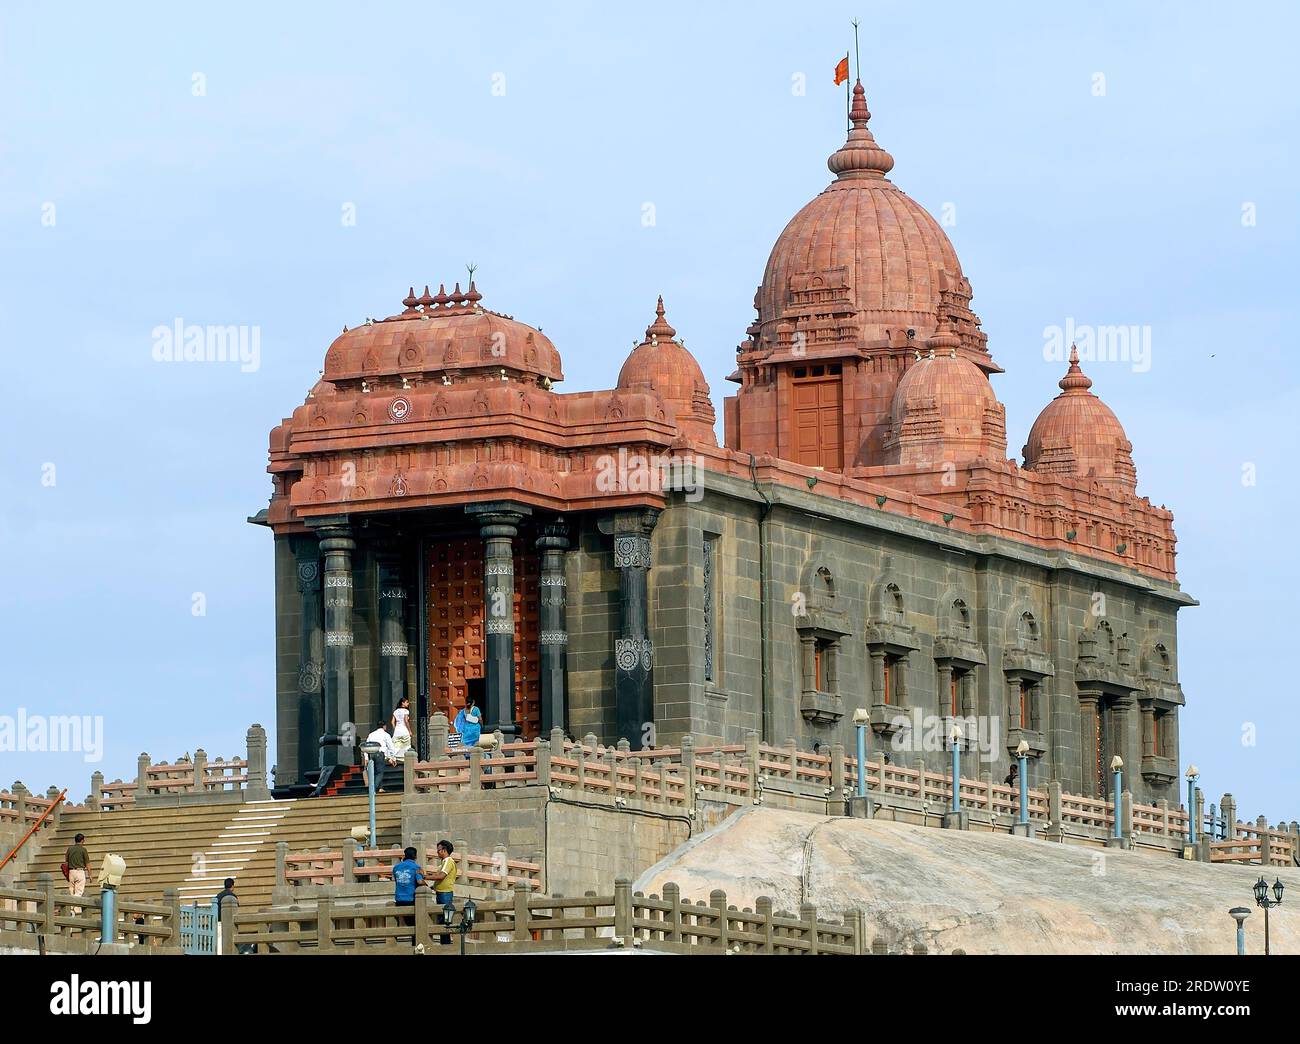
845 51 850 131
852 18 861 82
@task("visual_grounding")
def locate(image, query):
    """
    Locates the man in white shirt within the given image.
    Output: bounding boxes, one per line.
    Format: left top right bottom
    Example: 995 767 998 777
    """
363 720 399 792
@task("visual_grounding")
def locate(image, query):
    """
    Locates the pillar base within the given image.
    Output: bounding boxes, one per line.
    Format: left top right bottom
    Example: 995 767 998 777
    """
1010 821 1037 839
848 794 875 819
942 810 970 831
1105 835 1130 850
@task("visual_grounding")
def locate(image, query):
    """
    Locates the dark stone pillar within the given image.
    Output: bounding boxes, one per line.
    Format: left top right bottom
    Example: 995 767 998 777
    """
1079 690 1101 798
611 511 659 748
377 554 408 726
316 521 355 790
294 543 324 787
466 503 531 734
537 518 570 737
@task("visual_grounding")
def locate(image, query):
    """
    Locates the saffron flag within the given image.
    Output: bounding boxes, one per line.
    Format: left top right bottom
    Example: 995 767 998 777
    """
834 56 849 85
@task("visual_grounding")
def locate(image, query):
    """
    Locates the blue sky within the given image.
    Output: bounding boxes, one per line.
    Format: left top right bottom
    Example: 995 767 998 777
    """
1 2 1295 820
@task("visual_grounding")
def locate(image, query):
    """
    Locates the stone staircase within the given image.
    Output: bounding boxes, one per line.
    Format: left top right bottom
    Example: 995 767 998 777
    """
16 794 403 910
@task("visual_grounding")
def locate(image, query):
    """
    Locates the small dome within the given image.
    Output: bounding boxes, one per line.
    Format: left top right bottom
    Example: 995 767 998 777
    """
884 326 1007 465
617 297 717 445
322 282 563 385
1023 347 1136 493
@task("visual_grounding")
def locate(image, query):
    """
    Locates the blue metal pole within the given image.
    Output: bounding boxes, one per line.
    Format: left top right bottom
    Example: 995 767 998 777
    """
1017 753 1028 826
368 754 377 848
1112 766 1123 840
855 724 866 797
1187 776 1197 845
100 886 116 943
950 735 960 814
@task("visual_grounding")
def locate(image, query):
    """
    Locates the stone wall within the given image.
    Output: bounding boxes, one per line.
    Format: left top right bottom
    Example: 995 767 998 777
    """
646 471 1193 806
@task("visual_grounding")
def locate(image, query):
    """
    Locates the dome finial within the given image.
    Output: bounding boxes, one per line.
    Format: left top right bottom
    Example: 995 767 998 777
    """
828 79 894 179
645 295 677 342
1059 344 1094 393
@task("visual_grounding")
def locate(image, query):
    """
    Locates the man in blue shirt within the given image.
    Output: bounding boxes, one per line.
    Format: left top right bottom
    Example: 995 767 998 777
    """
392 846 424 906
392 846 425 946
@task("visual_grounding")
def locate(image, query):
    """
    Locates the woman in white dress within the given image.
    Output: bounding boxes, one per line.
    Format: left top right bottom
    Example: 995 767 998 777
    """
391 696 413 757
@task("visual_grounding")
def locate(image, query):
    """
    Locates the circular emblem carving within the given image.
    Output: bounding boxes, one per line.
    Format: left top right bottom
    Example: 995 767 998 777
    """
297 561 319 584
388 396 412 421
615 638 639 672
298 660 322 693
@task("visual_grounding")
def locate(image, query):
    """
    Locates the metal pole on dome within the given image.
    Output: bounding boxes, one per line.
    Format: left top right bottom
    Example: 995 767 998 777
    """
852 18 861 82
845 51 850 131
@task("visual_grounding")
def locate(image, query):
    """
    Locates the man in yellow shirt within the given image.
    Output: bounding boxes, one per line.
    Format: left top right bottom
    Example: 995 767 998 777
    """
429 839 458 946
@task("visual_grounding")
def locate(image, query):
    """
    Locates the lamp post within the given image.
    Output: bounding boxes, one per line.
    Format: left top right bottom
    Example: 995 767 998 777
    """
440 897 478 956
1229 907 1250 956
1253 876 1284 956
1016 739 1030 827
1110 756 1124 842
360 740 381 847
949 723 962 814
852 708 869 797
1185 764 1199 845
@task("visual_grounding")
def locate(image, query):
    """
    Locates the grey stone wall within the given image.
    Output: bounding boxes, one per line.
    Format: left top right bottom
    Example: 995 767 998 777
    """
642 472 1192 807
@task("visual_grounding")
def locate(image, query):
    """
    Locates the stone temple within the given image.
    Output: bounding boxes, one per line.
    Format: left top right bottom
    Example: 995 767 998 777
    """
254 80 1191 805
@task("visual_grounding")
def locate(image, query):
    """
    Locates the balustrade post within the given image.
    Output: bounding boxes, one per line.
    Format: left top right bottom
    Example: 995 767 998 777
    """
800 901 820 955
513 881 531 942
193 749 207 794
745 732 761 802
403 749 416 793
613 878 633 941
316 896 334 951
535 739 552 789
711 889 730 951
275 842 288 887
136 752 151 800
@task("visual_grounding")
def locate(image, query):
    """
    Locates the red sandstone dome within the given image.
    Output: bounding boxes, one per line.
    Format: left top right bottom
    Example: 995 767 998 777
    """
1022 347 1137 493
754 81 995 371
617 297 717 445
885 323 1007 466
321 282 563 385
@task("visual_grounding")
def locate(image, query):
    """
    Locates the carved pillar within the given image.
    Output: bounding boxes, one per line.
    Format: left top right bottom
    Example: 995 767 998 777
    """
869 650 886 705
1078 691 1101 798
466 503 531 733
315 521 355 785
1111 694 1133 782
937 663 954 717
294 542 324 787
1006 676 1022 729
800 635 817 693
537 519 570 736
612 511 659 747
377 554 408 729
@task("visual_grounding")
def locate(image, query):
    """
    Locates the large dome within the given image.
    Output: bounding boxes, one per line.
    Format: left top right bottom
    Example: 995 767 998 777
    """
753 81 993 370
1023 347 1136 493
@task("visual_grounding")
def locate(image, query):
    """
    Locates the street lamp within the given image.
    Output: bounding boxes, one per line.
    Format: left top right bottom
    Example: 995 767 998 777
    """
440 897 478 955
359 740 382 847
1229 907 1250 956
1016 739 1030 827
1185 764 1199 845
1110 756 1124 842
852 708 869 797
1253 877 1284 956
949 723 963 814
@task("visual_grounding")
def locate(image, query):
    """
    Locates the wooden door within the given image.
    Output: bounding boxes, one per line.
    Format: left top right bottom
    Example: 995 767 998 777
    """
427 538 541 739
791 371 843 470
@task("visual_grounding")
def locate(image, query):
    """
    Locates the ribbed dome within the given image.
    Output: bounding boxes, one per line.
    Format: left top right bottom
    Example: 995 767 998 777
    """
322 282 563 385
1023 347 1136 493
884 324 1007 466
617 297 717 445
754 81 991 366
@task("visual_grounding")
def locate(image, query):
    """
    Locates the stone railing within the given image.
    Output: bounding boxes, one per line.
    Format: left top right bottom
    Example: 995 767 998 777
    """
0 877 185 949
279 840 542 894
408 720 1295 866
79 725 269 811
227 878 865 954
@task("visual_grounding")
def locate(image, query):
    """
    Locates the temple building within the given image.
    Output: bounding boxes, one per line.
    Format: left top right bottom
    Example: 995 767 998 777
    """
254 80 1192 803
